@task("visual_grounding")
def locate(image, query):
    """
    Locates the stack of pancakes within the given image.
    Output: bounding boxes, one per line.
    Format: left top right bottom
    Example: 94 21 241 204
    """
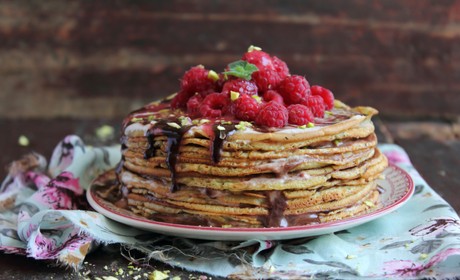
116 98 387 228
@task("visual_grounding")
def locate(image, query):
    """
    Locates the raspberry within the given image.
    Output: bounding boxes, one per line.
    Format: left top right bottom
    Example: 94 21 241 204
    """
242 50 274 69
180 65 217 96
233 94 260 121
200 92 231 118
186 94 203 118
277 75 311 105
253 69 283 92
287 104 314 125
171 90 191 110
255 101 288 128
302 95 325 118
263 90 284 104
242 50 283 92
222 78 258 96
215 73 227 92
272 56 289 79
311 85 335 110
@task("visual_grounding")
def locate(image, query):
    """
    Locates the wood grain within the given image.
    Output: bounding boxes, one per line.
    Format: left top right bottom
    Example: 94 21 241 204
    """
1 0 459 119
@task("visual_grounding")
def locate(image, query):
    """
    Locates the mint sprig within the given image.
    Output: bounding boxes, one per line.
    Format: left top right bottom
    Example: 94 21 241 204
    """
223 60 258 80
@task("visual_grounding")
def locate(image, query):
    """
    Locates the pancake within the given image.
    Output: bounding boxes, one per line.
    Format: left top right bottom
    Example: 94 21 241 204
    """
105 94 387 228
104 47 388 228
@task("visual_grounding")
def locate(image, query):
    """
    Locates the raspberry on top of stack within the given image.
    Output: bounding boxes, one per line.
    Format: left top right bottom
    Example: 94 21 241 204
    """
171 45 334 128
111 46 388 228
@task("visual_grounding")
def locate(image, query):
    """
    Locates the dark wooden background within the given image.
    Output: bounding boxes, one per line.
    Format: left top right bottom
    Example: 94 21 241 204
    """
1 0 460 121
0 1 460 278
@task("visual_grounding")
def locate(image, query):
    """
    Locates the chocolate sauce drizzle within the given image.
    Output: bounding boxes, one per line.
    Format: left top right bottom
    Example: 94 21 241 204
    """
210 123 236 163
265 190 288 227
120 99 331 227
144 119 192 192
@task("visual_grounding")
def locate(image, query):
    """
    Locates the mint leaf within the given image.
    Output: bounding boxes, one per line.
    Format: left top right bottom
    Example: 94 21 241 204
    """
223 60 258 80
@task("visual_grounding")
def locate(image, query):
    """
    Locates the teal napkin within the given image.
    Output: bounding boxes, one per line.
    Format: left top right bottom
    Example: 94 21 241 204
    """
0 136 459 278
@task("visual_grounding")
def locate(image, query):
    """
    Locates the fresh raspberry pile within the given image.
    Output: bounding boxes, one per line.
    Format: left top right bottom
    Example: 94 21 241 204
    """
171 46 335 128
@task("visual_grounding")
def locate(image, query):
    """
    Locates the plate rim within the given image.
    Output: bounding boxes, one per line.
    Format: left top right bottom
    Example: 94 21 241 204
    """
87 164 414 238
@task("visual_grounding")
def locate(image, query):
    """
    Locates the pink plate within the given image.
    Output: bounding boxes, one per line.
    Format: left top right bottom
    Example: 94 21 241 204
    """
87 165 414 240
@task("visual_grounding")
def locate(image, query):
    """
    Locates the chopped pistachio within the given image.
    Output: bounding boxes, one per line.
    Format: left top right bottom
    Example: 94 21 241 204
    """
222 224 232 228
207 70 219 82
220 120 232 125
248 45 262 52
324 110 333 116
333 139 342 146
364 200 375 207
96 125 115 141
298 124 307 129
147 115 156 121
192 119 200 125
346 254 357 259
131 117 143 123
217 125 225 131
235 121 252 131
251 95 262 103
102 276 118 280
419 253 428 260
18 135 30 146
307 122 315 128
235 124 245 130
148 100 161 105
163 94 175 101
179 116 193 126
230 91 240 101
158 109 170 114
171 277 181 280
148 270 169 280
167 122 181 129
118 268 124 275
199 119 210 124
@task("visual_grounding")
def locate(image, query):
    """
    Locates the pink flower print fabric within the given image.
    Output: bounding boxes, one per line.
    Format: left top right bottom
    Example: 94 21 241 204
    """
0 135 125 268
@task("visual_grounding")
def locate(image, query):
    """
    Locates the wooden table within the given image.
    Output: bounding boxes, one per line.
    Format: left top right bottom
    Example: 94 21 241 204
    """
0 118 459 279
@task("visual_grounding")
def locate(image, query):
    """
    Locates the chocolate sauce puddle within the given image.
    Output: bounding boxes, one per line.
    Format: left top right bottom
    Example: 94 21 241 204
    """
144 119 192 192
285 213 320 226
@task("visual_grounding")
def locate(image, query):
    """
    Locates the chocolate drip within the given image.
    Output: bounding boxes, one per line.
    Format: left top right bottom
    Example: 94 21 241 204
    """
265 190 288 227
144 120 192 192
210 123 236 163
144 129 157 159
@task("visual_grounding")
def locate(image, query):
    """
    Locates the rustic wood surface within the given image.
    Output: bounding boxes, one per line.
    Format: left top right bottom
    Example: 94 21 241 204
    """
1 0 460 120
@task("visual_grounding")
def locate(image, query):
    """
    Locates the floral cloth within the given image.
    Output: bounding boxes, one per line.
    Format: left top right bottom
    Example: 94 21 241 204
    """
0 136 459 278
